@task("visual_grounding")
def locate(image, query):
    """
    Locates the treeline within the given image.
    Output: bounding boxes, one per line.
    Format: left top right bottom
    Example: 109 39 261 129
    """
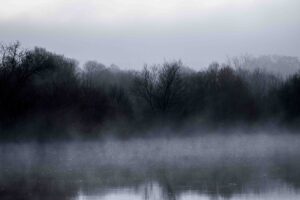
0 42 300 139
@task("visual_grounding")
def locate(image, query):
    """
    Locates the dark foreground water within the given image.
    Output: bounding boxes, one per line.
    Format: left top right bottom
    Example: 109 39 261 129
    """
1 134 300 200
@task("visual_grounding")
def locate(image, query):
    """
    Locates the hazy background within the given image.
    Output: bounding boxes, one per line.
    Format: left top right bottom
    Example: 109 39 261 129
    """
1 0 300 69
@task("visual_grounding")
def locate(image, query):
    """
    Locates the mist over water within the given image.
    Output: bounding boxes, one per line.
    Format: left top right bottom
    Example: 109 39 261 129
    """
1 42 300 200
1 0 300 199
1 132 300 200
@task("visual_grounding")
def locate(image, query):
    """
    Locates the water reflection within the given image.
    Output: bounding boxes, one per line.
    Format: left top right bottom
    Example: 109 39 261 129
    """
75 182 300 200
2 166 300 200
1 136 300 200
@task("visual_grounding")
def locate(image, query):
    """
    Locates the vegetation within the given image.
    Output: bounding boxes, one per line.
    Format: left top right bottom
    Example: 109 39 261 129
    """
1 42 300 139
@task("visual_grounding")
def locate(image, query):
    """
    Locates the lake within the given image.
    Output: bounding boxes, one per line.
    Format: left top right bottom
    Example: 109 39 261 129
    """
1 134 300 199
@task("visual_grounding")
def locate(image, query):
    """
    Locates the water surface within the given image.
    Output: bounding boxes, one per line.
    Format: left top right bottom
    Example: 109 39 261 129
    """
1 134 300 200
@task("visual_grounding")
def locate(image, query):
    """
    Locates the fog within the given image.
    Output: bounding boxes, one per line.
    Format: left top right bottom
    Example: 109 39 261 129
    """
1 0 300 199
2 132 299 169
1 0 300 69
1 132 300 199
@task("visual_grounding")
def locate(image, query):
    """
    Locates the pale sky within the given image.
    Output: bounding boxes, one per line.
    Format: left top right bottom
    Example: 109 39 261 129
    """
0 0 299 69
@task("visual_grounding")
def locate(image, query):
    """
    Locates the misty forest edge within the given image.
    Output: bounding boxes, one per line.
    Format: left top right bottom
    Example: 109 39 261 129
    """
1 41 300 140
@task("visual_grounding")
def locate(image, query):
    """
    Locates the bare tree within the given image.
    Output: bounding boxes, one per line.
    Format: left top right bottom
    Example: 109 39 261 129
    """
133 61 184 115
132 65 157 111
156 62 183 112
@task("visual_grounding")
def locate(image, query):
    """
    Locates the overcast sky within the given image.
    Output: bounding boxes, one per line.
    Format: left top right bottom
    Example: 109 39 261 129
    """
0 0 299 69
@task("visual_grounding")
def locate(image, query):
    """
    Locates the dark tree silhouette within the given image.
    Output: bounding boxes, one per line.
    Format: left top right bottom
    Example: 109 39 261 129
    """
133 61 185 117
0 41 300 139
279 73 300 120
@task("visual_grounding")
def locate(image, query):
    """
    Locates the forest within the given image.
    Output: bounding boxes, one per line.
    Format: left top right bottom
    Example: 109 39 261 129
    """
1 41 300 140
